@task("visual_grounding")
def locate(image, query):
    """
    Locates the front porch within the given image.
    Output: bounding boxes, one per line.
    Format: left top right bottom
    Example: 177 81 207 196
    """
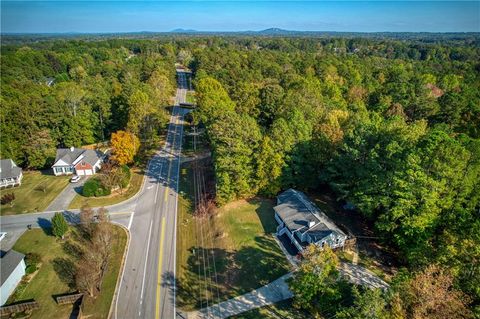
0 176 22 188
52 166 74 176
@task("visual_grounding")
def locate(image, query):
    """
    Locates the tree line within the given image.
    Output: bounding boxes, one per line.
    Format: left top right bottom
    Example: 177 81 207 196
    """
1 40 177 169
188 36 480 315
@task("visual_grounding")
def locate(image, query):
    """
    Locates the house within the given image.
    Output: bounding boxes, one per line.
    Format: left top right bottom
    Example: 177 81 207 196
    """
52 147 104 176
0 159 23 188
274 189 347 253
0 250 26 305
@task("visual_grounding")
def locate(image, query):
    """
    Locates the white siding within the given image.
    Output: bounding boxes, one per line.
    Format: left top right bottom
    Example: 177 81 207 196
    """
0 259 26 305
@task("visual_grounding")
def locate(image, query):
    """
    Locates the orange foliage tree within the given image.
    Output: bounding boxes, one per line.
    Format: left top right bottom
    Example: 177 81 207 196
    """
110 130 140 165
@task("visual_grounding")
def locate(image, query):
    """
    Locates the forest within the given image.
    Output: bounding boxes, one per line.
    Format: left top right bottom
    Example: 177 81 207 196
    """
186 36 480 316
1 39 176 168
1 35 479 316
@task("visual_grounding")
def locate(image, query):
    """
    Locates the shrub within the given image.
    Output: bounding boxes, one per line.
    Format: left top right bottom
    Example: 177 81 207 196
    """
25 252 42 267
1 193 15 205
83 178 101 197
83 178 111 197
120 165 131 188
25 265 37 274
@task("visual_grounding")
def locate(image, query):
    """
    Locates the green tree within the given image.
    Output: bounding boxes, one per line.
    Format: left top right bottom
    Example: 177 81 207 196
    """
51 212 69 239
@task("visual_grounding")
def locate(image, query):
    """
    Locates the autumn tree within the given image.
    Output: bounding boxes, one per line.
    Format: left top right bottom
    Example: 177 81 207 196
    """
396 265 473 319
110 130 140 165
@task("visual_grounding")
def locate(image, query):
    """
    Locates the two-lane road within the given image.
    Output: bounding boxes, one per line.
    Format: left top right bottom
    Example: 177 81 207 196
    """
114 70 189 319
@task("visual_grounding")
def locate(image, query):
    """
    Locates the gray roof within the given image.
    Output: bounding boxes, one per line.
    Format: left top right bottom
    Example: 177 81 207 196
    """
53 148 103 166
0 250 25 286
274 189 346 243
0 159 22 180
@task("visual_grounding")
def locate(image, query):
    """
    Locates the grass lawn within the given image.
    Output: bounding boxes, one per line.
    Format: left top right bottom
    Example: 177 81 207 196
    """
68 170 143 209
230 299 310 319
10 226 127 319
0 171 69 215
176 161 291 311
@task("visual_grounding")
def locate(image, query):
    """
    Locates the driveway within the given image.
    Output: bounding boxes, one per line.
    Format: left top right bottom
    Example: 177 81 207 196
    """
45 177 88 211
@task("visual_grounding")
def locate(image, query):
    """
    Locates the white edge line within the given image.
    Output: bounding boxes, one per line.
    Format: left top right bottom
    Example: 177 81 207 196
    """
115 223 132 319
140 220 154 306
127 211 135 230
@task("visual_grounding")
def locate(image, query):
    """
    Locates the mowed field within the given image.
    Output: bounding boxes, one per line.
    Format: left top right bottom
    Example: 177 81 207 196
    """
0 171 69 215
176 161 291 311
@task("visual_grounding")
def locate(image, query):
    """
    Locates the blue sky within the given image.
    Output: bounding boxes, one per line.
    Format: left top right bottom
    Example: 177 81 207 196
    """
1 1 479 33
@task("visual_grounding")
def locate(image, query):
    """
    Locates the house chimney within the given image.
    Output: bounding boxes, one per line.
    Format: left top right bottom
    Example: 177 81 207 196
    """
70 146 75 152
308 220 315 228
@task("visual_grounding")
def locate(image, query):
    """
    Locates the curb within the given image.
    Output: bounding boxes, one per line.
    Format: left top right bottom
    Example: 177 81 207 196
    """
107 223 131 319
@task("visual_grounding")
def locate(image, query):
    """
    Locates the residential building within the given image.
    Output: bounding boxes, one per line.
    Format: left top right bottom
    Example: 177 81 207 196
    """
0 250 26 305
52 147 103 176
0 159 23 188
275 189 347 253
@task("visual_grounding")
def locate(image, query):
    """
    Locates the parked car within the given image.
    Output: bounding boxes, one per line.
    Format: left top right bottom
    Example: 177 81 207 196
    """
70 175 81 183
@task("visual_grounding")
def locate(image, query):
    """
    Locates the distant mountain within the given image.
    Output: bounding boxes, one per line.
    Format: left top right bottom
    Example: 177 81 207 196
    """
170 28 198 33
256 28 292 35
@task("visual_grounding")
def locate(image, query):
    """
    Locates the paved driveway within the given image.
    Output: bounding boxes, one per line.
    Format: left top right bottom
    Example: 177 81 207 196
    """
45 177 88 211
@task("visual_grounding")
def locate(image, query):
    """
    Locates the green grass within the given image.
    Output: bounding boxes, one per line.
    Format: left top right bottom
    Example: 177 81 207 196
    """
68 171 143 209
0 171 70 215
11 229 77 319
10 226 127 319
230 299 310 319
176 161 291 311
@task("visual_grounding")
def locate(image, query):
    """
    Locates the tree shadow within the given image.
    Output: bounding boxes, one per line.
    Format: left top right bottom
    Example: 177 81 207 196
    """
52 257 76 289
37 217 52 236
176 239 290 311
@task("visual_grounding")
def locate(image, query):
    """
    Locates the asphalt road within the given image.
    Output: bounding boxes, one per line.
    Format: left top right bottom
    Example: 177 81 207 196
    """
113 70 188 319
0 70 190 319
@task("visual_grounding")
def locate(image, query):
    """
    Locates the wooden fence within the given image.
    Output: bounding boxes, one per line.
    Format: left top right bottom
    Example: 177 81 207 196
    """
0 300 39 316
55 293 83 305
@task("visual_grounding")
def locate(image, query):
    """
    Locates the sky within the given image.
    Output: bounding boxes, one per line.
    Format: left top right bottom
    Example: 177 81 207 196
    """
1 1 479 33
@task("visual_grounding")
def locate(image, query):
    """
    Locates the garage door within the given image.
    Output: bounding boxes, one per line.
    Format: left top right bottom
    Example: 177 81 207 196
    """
85 169 93 175
76 170 85 176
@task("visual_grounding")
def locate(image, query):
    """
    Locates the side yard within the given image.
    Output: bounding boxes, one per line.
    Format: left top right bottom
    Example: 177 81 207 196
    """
176 161 291 311
7 225 126 319
0 171 69 215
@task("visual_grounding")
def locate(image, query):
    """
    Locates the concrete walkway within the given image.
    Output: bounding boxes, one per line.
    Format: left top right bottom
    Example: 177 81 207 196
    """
46 177 88 211
339 262 389 290
186 273 293 319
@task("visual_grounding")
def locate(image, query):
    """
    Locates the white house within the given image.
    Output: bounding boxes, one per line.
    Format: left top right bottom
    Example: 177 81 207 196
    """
275 189 347 253
0 159 23 188
0 250 26 305
52 147 104 176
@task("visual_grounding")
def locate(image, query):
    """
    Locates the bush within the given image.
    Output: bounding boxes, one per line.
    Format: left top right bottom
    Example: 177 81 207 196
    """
120 165 131 188
83 178 111 197
25 252 41 274
1 193 15 205
83 179 101 197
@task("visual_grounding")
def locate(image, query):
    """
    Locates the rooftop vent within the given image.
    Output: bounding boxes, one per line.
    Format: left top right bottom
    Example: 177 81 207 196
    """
70 146 75 152
308 220 316 228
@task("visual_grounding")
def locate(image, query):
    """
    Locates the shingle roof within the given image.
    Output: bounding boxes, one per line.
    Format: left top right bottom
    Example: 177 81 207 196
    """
53 148 103 166
274 189 346 243
0 250 25 286
0 159 22 180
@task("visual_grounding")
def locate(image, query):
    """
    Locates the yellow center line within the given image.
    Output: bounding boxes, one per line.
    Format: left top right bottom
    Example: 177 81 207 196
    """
155 217 166 319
